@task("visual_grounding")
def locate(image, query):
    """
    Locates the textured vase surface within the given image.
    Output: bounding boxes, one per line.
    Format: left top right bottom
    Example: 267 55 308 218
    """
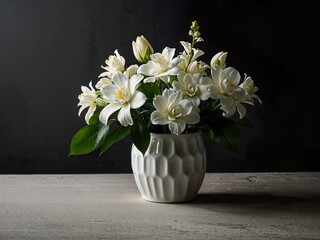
131 133 206 203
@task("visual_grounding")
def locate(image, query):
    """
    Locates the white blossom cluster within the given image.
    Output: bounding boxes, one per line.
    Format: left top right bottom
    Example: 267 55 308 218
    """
77 21 261 135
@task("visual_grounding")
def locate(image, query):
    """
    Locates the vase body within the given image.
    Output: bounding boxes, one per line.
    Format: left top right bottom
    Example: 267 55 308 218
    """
131 133 206 203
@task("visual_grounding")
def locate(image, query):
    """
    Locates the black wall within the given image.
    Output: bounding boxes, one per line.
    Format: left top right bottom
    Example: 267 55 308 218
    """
0 0 319 173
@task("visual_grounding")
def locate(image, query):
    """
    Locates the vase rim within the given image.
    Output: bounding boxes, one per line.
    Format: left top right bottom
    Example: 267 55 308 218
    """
150 132 201 137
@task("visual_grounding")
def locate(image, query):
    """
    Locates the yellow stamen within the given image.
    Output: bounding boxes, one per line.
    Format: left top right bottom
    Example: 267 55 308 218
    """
115 88 128 101
226 78 235 87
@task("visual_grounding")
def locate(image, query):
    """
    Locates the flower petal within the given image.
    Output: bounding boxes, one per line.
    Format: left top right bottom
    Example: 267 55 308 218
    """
143 76 156 83
118 104 133 127
182 74 193 85
96 77 112 89
191 49 204 62
85 105 96 124
252 94 262 104
163 88 175 99
187 96 200 107
168 57 182 68
88 81 95 91
226 67 240 85
172 81 185 93
162 47 175 61
151 110 169 125
198 85 210 101
137 61 155 76
169 121 185 135
129 74 144 92
180 41 191 53
99 103 121 124
98 71 109 78
236 103 246 119
182 109 200 124
232 87 246 101
220 95 233 106
124 64 138 78
101 84 118 103
131 91 147 109
177 99 193 116
81 86 90 93
222 104 236 118
78 105 88 116
112 71 127 88
168 91 182 106
200 76 213 86
153 95 167 112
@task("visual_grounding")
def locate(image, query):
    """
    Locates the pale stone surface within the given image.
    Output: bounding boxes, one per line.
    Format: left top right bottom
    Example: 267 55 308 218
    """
0 173 319 239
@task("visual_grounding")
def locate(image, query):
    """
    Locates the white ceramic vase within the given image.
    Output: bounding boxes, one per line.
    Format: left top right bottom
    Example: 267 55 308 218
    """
131 132 206 203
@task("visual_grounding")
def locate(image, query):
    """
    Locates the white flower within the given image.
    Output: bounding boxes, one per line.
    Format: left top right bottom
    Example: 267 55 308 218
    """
222 74 262 119
150 89 200 135
173 72 212 106
132 35 154 63
78 81 98 124
221 87 250 119
210 51 228 69
99 50 125 78
99 72 147 127
210 67 241 100
96 65 138 90
209 67 250 118
137 47 182 83
240 74 262 104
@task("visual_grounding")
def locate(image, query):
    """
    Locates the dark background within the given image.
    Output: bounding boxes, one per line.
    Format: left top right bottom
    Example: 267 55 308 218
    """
0 0 319 173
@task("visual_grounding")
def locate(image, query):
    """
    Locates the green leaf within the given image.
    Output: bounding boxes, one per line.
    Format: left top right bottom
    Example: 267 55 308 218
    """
169 75 178 84
100 125 131 155
202 127 214 140
130 119 150 155
230 116 254 129
206 117 241 153
69 124 109 156
138 82 160 103
88 113 100 125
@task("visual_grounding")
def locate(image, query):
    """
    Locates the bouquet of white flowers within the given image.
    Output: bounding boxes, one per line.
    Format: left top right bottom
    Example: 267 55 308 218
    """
69 21 261 156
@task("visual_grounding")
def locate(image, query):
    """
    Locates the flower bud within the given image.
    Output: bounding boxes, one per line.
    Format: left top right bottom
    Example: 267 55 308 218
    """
210 51 228 68
194 31 201 37
132 35 154 63
96 98 107 107
191 21 199 31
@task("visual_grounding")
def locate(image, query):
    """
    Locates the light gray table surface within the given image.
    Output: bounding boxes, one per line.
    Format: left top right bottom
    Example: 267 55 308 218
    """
0 172 319 240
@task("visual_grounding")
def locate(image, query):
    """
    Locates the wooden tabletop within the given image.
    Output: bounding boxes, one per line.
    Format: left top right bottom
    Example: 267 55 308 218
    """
1 173 319 239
